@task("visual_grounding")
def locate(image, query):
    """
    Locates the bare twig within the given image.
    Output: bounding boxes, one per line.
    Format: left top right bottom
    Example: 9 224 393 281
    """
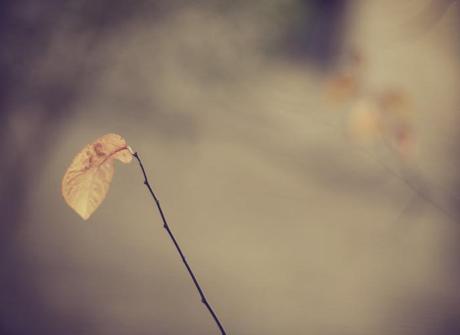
132 151 227 335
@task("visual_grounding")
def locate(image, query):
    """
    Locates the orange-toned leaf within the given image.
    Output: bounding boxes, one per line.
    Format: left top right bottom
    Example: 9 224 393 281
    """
348 98 382 143
379 89 411 118
325 72 358 104
62 133 132 220
394 124 414 158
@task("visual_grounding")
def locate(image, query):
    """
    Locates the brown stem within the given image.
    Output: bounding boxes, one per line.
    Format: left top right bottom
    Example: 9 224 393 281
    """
132 151 227 335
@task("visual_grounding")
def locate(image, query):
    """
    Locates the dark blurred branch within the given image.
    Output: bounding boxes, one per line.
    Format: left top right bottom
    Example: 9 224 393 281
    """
132 151 227 335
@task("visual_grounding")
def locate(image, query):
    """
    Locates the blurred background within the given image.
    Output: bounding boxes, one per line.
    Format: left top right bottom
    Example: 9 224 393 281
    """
1 0 460 334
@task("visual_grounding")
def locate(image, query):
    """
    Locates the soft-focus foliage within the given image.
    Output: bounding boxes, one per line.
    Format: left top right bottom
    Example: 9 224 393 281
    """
325 72 359 103
348 98 382 143
62 133 132 220
327 52 415 159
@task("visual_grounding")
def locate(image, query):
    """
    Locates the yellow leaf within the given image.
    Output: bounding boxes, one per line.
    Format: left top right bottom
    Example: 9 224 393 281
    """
61 133 133 220
348 98 382 143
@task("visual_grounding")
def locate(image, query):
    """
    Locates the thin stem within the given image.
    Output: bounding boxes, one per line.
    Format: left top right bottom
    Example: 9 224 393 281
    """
132 151 227 335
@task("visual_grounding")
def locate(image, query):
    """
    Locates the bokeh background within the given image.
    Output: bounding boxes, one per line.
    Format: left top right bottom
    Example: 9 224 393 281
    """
1 0 460 334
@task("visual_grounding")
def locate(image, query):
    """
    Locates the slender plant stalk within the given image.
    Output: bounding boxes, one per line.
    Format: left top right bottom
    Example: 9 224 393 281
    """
132 151 227 335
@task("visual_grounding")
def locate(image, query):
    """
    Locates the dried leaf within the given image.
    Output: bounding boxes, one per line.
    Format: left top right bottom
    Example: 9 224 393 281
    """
348 98 382 143
378 89 415 158
394 124 414 158
62 133 132 220
325 72 358 104
379 90 411 118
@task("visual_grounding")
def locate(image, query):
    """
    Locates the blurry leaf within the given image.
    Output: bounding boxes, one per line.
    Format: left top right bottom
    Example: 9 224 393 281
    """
348 98 382 143
378 89 415 158
394 124 414 158
62 133 132 220
325 72 358 104
379 89 411 118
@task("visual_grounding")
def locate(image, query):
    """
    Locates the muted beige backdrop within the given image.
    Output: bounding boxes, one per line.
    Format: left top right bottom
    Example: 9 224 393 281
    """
2 1 460 334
